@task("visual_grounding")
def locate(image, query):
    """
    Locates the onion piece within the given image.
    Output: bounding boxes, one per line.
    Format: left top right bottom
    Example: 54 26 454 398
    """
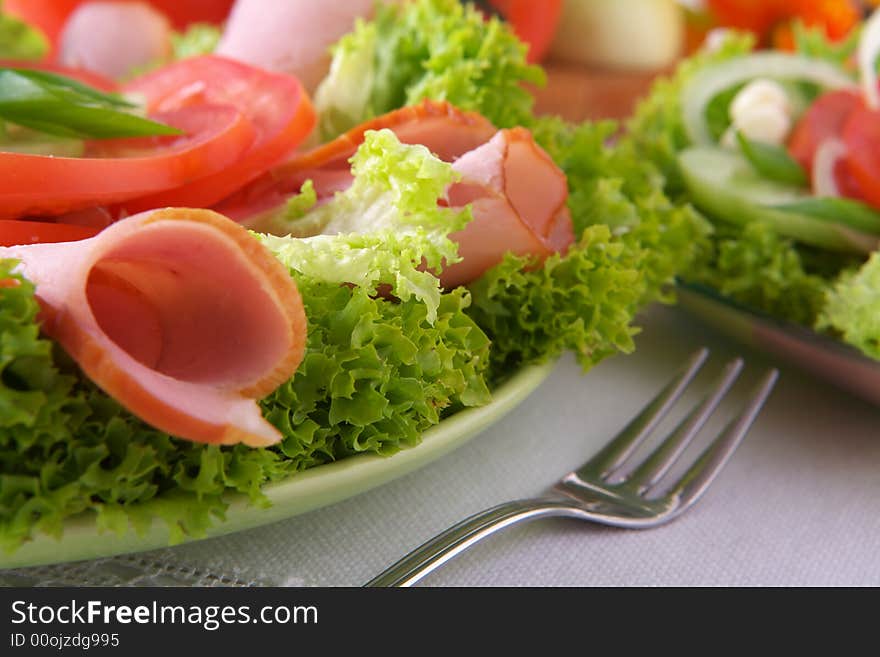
859 9 880 110
812 138 847 198
681 52 856 146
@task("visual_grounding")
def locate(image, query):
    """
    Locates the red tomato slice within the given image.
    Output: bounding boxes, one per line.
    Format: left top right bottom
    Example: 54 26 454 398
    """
141 0 234 29
488 0 562 63
842 105 880 209
834 159 869 203
787 89 861 172
0 103 255 220
53 206 115 230
118 55 316 213
0 219 98 246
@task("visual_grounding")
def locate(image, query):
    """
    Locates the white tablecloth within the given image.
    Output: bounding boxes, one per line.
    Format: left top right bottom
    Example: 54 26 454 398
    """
9 303 880 587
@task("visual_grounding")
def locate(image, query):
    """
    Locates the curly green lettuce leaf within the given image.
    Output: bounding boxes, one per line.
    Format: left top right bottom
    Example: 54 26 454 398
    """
124 22 221 78
314 0 544 139
0 4 48 60
297 128 465 239
263 279 490 469
171 23 221 60
684 222 831 327
817 253 880 359
467 117 710 376
259 129 469 323
467 225 642 375
532 116 712 303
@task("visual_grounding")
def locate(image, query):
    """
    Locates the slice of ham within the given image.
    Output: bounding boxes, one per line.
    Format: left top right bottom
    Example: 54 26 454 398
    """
216 102 574 289
216 0 375 93
290 100 501 173
0 208 307 447
443 127 574 288
215 100 498 225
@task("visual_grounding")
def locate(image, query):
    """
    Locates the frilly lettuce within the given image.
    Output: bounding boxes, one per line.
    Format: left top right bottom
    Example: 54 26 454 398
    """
467 226 643 376
818 254 880 359
533 117 711 304
686 222 831 327
466 117 711 376
314 0 544 139
261 282 491 466
260 129 469 323
171 23 221 60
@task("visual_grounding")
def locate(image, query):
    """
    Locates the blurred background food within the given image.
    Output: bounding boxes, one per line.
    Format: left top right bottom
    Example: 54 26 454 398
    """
549 0 684 70
1 0 877 122
536 0 873 120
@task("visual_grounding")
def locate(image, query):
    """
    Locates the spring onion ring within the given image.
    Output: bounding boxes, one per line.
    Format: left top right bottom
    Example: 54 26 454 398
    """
859 9 880 110
681 52 856 146
812 138 848 198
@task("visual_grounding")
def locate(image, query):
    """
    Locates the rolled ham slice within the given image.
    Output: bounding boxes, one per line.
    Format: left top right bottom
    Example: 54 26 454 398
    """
443 127 574 288
0 208 307 447
290 100 501 173
215 100 498 224
216 102 574 289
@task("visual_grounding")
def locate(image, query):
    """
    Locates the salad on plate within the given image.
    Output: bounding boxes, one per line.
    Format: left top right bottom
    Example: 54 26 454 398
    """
626 3 880 388
0 0 705 556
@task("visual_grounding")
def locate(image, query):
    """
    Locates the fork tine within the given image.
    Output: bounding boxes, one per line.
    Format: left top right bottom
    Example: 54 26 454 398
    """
623 357 744 490
583 347 709 477
664 368 779 515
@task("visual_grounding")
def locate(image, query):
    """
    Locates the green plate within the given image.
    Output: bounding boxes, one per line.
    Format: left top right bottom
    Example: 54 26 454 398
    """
0 360 557 569
677 282 880 406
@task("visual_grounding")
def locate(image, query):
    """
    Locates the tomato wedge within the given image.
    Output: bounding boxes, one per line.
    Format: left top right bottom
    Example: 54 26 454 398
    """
118 55 316 213
487 0 562 63
0 102 255 220
0 219 98 246
142 0 234 29
842 105 880 209
788 89 861 172
787 90 870 202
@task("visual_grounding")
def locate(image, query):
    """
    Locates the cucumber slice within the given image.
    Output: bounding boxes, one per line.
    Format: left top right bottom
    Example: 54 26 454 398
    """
678 147 879 255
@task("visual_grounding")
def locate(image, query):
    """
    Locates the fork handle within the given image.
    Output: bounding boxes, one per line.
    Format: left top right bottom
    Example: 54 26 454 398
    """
364 499 587 587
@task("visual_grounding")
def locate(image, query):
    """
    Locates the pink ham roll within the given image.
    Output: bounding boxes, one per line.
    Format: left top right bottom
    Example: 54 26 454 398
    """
1 208 307 447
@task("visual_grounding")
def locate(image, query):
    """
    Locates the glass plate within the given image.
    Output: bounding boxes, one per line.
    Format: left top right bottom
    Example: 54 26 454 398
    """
0 360 557 569
676 282 880 405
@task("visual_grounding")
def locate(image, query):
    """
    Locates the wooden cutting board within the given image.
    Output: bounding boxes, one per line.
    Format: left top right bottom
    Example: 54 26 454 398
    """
533 61 667 122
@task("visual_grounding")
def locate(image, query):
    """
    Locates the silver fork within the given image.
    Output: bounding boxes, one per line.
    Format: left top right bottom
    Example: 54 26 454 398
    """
365 348 778 587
